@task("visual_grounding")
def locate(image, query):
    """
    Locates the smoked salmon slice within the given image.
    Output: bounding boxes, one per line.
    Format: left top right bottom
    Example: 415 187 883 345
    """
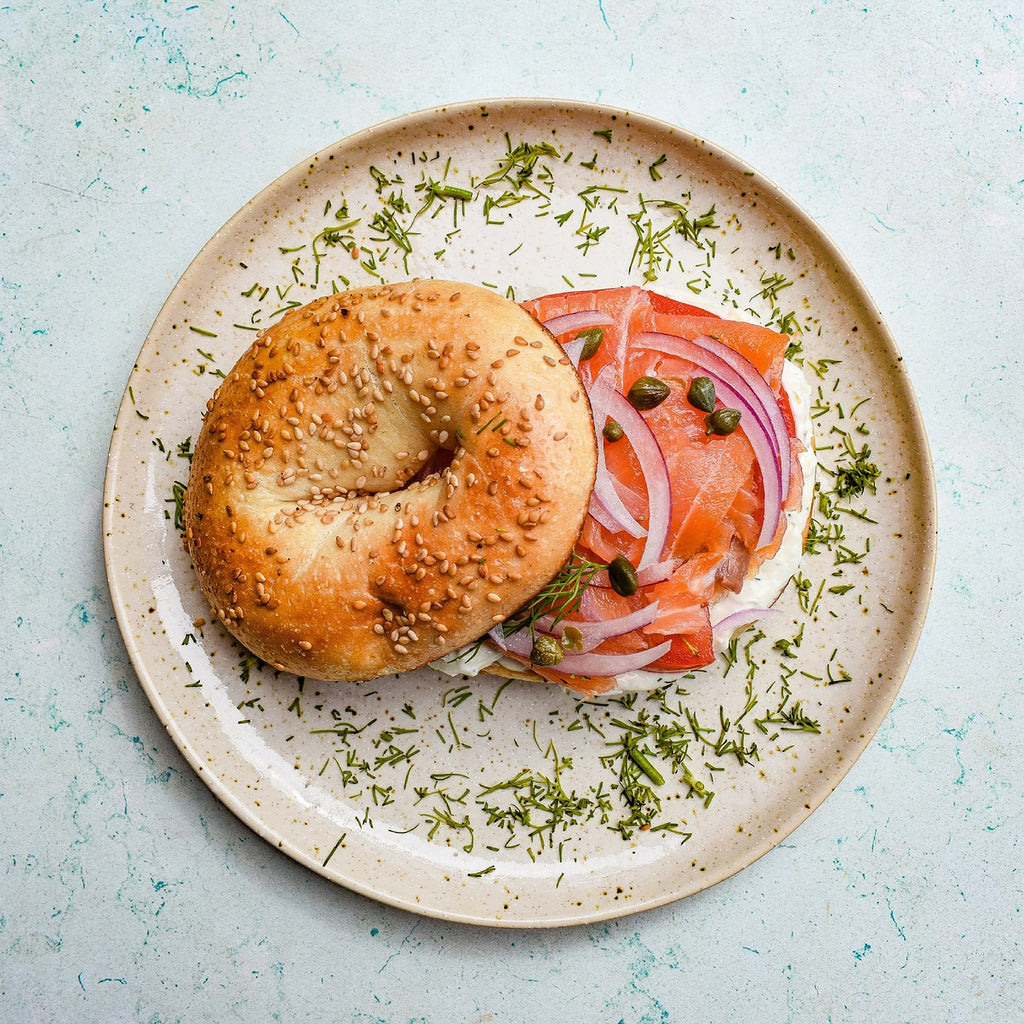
504 288 801 693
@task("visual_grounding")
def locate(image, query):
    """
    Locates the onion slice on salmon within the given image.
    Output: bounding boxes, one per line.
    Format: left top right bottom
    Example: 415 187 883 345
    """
588 490 645 539
558 601 660 652
541 310 615 367
637 330 792 465
551 640 674 677
491 602 661 657
589 366 673 569
519 641 675 679
586 371 648 539
588 558 680 591
540 310 615 336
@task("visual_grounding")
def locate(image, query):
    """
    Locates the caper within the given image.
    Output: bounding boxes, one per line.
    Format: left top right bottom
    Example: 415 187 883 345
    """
705 408 742 435
576 327 604 361
627 376 670 411
561 625 585 651
607 554 639 596
687 376 716 413
530 634 564 667
602 418 624 443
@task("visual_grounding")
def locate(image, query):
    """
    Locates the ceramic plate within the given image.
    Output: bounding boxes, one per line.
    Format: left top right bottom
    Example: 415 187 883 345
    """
102 99 936 927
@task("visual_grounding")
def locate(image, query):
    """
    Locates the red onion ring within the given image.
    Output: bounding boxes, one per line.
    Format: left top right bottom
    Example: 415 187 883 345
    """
643 332 791 466
544 602 660 653
541 310 615 337
493 603 660 659
542 311 614 369
590 558 679 590
586 371 647 539
552 641 673 677
489 635 674 677
636 331 790 460
692 334 790 453
588 489 645 538
589 367 672 569
562 337 585 366
711 607 775 634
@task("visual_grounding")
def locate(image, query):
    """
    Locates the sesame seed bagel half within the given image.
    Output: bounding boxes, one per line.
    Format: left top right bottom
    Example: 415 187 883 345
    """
183 280 598 682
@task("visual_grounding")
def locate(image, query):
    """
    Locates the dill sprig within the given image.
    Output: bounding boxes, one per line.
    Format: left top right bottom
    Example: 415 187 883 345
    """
500 552 607 638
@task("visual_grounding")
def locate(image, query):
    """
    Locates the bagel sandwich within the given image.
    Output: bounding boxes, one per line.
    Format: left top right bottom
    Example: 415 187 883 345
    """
184 280 814 696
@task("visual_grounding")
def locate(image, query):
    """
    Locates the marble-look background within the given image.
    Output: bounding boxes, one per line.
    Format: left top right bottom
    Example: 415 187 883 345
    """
2 2 1021 1021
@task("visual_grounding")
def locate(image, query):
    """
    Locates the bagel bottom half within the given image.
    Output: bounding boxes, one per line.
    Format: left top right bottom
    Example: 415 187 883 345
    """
183 280 598 682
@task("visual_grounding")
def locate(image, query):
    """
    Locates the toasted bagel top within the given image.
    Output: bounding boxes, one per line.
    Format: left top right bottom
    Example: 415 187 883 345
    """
183 280 598 681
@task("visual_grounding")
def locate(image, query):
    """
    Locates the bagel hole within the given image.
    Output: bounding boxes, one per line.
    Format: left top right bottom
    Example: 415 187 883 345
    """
407 445 454 486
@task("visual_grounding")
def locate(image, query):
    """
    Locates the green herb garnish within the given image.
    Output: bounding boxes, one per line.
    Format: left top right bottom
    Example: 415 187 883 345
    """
501 553 606 638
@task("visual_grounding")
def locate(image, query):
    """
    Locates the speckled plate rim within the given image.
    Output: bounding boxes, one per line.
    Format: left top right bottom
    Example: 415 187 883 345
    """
102 97 937 927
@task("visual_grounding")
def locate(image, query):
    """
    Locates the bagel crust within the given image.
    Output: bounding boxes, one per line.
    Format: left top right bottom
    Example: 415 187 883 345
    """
183 280 598 681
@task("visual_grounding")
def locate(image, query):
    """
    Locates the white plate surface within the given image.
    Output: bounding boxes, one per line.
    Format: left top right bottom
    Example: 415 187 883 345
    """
103 99 936 926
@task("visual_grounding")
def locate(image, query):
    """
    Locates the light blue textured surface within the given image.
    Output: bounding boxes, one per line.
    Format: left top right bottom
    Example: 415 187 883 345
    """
2 2 1021 1021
